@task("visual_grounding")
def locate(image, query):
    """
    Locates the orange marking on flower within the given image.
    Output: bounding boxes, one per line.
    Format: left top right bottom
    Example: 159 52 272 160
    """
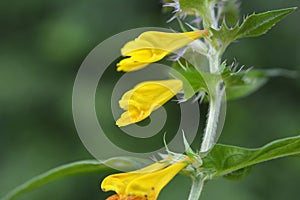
106 194 120 200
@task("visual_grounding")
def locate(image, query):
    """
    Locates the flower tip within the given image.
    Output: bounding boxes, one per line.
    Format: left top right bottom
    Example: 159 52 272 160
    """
116 62 125 72
115 120 123 127
116 116 132 127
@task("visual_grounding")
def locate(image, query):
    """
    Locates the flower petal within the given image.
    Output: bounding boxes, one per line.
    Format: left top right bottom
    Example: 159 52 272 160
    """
116 57 149 72
102 172 143 195
101 160 170 195
125 161 187 199
117 30 208 72
116 80 183 127
121 30 207 56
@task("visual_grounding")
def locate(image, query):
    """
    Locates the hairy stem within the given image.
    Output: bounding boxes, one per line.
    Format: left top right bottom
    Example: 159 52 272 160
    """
188 177 206 200
200 46 224 152
200 82 225 153
208 47 221 73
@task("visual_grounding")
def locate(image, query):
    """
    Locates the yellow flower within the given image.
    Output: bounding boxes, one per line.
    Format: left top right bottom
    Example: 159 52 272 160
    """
101 159 189 200
117 30 208 72
116 79 183 127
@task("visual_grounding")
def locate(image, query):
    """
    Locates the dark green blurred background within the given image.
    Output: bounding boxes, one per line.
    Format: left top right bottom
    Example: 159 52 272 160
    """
1 0 299 199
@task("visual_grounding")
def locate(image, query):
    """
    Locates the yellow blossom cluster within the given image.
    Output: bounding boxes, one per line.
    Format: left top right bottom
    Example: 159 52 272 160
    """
115 30 207 127
101 29 207 200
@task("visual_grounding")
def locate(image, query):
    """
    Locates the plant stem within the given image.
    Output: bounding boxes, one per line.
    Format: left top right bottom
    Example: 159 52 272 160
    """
208 47 221 74
200 47 224 153
200 81 225 153
188 177 206 200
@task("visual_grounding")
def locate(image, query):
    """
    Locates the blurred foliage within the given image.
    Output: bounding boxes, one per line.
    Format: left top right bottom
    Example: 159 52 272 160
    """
0 0 299 200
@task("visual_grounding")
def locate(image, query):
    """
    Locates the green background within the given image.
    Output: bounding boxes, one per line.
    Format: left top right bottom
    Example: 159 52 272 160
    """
1 0 299 199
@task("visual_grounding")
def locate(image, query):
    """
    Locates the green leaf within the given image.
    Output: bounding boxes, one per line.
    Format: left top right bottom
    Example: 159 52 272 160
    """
202 135 300 179
171 63 209 99
222 68 298 100
222 69 268 100
210 21 239 49
223 166 253 180
237 7 296 38
211 7 296 50
172 61 297 101
1 157 151 200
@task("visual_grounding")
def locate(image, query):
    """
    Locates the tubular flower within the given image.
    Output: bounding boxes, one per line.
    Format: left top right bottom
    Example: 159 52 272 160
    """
101 159 189 200
117 30 208 72
116 79 183 127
